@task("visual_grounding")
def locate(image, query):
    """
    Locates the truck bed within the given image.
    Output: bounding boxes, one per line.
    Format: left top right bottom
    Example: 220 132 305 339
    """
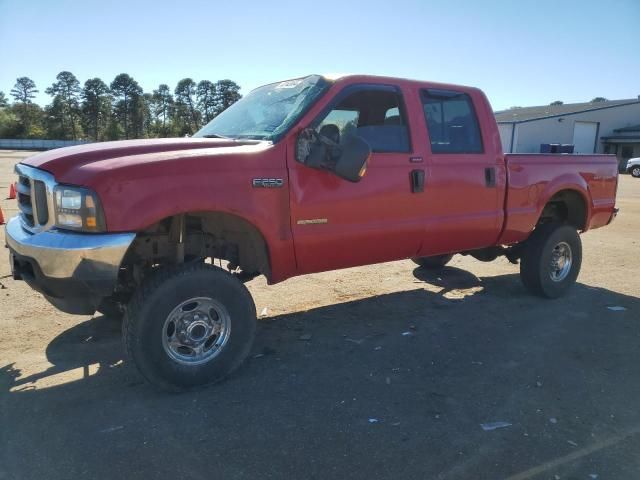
499 153 619 245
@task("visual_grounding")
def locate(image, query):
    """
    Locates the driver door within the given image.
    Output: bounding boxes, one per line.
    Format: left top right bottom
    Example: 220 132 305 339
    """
287 83 425 275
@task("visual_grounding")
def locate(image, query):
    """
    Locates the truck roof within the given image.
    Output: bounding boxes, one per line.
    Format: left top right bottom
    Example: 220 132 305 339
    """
318 73 480 94
256 73 481 96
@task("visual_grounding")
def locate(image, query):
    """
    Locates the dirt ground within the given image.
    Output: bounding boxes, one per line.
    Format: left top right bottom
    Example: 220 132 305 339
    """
1 149 639 480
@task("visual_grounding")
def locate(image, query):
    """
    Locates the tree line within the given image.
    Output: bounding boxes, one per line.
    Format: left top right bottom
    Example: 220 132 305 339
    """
0 72 242 141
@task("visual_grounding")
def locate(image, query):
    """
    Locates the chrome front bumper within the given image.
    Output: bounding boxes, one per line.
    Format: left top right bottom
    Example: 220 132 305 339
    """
5 216 135 314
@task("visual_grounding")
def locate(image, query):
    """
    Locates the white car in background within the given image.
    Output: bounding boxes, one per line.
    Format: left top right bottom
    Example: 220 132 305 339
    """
628 157 640 178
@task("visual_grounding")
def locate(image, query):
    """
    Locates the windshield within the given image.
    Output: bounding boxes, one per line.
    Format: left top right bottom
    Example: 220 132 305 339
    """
193 75 330 141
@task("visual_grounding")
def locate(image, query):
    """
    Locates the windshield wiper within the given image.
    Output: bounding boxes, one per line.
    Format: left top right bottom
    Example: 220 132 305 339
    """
234 134 269 140
202 133 234 139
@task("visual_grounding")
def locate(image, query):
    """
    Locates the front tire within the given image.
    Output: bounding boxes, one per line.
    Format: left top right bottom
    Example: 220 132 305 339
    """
123 264 256 391
520 222 582 298
412 254 453 270
97 297 124 321
630 166 640 178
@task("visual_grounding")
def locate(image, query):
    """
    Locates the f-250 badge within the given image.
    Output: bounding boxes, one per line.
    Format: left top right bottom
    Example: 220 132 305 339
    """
252 178 284 188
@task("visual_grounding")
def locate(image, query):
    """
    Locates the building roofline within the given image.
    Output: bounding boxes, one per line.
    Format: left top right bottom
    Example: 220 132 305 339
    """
495 100 640 124
614 125 640 133
601 135 640 140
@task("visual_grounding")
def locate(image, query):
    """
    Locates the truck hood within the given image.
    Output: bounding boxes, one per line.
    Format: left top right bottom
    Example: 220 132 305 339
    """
23 137 264 180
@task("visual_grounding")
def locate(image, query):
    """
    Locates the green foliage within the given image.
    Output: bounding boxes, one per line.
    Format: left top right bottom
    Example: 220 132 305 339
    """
174 78 201 135
550 100 563 106
10 103 45 138
196 80 217 124
0 73 243 141
215 79 242 114
81 78 111 141
591 97 608 103
110 73 143 139
45 71 83 140
131 93 152 138
9 77 41 138
0 107 19 137
10 77 38 104
151 84 175 137
105 117 124 141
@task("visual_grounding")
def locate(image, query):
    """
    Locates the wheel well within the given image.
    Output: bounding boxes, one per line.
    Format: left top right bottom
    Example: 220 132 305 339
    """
124 212 271 280
538 190 587 230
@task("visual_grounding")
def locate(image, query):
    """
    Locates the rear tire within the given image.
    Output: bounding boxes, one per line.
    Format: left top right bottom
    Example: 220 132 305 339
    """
520 222 582 298
630 166 640 178
123 263 256 391
412 254 453 270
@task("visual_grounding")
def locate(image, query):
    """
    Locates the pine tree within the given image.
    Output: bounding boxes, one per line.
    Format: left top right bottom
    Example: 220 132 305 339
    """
10 77 40 138
175 78 200 135
81 78 111 141
45 71 83 139
196 80 217 123
214 79 242 115
152 84 175 136
110 73 142 139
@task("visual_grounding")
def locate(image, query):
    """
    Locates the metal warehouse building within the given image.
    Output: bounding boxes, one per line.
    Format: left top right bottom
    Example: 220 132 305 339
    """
495 98 640 171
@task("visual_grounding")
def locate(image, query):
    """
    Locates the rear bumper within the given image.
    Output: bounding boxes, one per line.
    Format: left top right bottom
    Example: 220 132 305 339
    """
5 216 135 314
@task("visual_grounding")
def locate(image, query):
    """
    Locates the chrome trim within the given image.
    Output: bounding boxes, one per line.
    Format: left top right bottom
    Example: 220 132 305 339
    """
296 218 328 225
162 297 232 365
549 241 573 282
5 216 135 279
15 163 57 234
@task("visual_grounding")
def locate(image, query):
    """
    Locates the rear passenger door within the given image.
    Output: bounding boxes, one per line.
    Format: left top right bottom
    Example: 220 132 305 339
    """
416 88 506 256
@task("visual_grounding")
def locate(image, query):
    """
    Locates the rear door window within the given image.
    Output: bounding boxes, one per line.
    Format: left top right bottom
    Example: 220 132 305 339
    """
421 89 483 154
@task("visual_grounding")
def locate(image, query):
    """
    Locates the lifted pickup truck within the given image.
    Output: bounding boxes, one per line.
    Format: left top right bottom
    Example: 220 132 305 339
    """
5 74 618 390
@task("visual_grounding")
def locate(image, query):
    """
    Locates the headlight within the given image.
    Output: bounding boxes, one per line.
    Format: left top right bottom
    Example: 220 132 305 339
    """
54 186 105 232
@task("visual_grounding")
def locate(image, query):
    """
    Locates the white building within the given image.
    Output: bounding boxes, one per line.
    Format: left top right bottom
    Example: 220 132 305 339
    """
495 98 640 171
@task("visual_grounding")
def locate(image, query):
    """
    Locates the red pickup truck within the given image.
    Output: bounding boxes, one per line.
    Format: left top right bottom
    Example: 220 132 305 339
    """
5 74 618 390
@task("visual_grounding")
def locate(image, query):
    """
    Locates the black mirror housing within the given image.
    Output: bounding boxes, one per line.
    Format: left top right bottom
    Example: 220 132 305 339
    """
333 134 370 182
296 128 370 182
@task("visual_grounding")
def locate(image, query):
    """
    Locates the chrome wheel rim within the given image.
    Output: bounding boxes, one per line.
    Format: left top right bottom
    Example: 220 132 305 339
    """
162 297 231 365
633 167 640 176
549 241 572 282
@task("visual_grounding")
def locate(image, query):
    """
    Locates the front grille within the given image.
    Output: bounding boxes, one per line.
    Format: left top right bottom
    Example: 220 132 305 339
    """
33 180 49 224
17 175 35 227
15 164 56 232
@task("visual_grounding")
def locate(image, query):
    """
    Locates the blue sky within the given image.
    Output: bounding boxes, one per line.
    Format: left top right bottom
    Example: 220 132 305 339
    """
1 0 638 111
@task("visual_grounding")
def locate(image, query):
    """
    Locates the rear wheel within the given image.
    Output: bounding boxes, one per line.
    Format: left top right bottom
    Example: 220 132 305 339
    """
123 263 256 391
520 222 582 298
630 166 640 178
412 254 453 270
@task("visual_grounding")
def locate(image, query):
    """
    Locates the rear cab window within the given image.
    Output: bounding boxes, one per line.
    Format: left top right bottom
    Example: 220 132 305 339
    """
421 89 483 154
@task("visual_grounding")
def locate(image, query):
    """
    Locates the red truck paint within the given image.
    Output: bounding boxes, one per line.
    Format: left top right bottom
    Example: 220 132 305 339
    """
23 75 619 283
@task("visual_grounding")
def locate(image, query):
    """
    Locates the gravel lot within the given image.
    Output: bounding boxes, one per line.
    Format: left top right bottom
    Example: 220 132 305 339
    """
1 150 639 480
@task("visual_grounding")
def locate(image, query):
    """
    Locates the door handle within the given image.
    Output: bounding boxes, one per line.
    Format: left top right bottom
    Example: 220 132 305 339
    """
485 167 496 188
410 169 425 193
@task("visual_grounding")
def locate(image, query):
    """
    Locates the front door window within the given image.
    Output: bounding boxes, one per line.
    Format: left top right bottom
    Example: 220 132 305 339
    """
315 87 411 153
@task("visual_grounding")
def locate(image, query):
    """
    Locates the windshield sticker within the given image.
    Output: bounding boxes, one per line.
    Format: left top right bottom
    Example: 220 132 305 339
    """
275 80 302 89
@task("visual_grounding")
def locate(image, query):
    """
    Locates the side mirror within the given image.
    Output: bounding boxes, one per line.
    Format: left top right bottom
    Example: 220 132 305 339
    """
296 128 370 182
333 134 370 182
